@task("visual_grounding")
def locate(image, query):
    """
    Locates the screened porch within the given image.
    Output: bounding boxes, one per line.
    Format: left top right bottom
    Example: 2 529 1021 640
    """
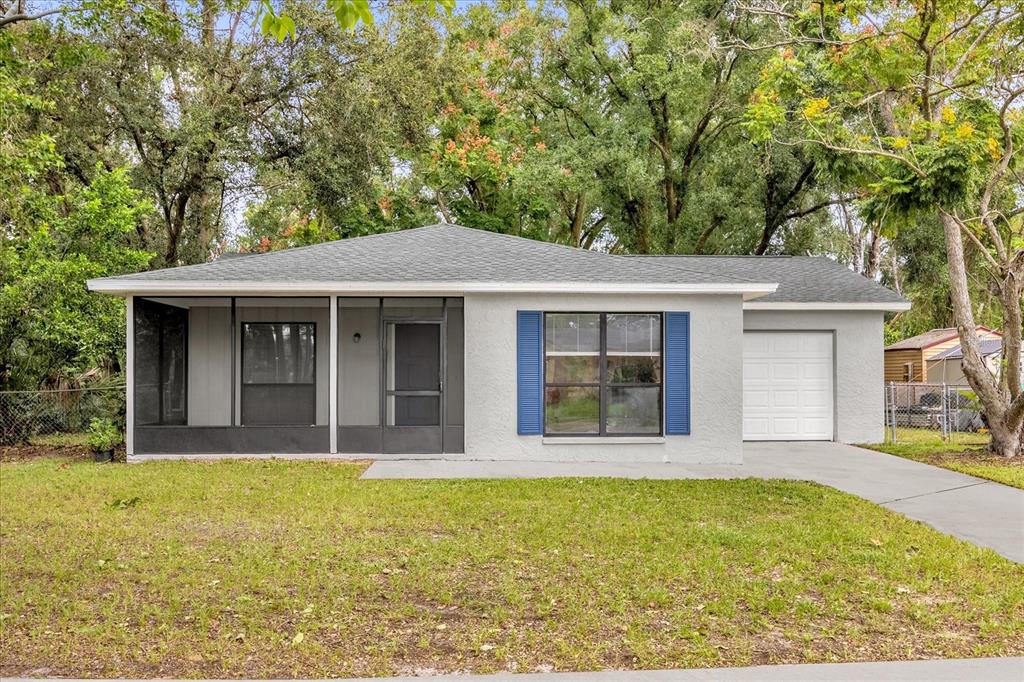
129 296 464 455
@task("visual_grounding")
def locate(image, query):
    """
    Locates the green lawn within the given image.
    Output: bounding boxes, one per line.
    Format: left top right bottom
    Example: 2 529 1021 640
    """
862 429 1024 489
1 457 1022 678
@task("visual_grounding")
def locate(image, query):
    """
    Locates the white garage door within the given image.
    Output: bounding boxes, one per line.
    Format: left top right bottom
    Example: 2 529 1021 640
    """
743 332 834 441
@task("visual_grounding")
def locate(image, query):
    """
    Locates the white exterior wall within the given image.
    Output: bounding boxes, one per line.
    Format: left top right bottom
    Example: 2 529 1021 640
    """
742 310 885 444
463 292 745 464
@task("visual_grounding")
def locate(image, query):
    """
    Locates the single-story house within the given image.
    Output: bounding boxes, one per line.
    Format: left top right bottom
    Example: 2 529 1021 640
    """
927 338 1023 388
87 224 909 464
884 326 1001 382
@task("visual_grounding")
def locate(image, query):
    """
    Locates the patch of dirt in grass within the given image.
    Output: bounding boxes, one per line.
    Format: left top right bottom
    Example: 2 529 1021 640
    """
0 443 92 463
921 448 1024 469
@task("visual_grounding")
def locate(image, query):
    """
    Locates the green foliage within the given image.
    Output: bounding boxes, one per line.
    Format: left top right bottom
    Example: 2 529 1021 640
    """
1 30 152 389
257 0 454 41
743 0 1024 351
86 418 121 451
745 0 1021 226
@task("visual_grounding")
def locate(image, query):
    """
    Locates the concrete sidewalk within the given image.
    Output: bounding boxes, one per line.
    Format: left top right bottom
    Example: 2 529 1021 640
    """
361 442 1024 563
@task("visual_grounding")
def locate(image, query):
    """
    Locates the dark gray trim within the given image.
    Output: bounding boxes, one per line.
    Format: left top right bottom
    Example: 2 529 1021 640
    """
135 426 329 454
383 425 442 454
441 296 447 453
444 426 464 454
230 296 236 426
338 426 382 454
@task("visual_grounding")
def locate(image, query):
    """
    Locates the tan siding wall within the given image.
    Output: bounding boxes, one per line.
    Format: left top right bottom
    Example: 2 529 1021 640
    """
884 350 925 382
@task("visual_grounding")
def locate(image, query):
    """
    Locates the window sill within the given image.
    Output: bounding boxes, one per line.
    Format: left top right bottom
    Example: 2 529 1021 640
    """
542 436 666 445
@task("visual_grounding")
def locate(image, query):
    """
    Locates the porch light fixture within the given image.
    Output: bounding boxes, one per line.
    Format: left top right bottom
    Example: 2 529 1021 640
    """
352 332 361 343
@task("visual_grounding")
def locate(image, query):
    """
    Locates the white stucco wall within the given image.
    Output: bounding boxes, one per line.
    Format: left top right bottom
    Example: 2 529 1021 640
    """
742 309 885 444
462 293 745 464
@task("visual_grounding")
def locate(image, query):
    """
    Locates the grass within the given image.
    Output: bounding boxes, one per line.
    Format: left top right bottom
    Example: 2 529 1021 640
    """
1 457 1023 678
28 431 91 447
862 428 1024 489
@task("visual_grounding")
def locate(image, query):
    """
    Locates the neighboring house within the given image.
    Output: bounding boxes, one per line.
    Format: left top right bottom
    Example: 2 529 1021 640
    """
87 224 908 464
927 338 1023 387
884 326 1001 382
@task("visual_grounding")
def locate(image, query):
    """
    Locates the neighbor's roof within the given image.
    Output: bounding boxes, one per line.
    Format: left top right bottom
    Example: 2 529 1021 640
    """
88 224 774 297
930 339 1004 361
630 255 909 308
885 326 998 351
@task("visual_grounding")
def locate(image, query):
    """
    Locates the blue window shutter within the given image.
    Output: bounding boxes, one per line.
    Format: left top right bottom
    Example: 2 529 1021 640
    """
517 311 543 435
664 312 691 435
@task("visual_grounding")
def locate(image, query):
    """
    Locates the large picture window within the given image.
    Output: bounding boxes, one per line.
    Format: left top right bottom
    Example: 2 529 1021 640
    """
544 313 662 436
241 322 316 426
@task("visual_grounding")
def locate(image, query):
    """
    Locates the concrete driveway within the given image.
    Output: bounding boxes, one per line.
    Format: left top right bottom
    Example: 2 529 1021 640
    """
361 442 1024 563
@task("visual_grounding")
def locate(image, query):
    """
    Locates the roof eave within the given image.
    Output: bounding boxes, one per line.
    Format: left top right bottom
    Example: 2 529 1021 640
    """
745 301 912 312
87 278 780 298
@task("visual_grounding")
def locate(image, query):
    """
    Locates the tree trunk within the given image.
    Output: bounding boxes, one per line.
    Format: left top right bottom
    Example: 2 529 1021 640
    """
940 210 1023 457
864 229 882 279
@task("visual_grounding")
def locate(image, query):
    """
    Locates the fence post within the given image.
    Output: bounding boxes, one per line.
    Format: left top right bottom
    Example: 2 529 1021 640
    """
941 383 948 441
884 382 892 440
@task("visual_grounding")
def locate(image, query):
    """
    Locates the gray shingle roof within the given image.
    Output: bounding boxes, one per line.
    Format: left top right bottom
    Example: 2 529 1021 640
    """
96 224 759 286
930 338 1003 360
90 224 906 306
630 255 907 305
885 327 960 351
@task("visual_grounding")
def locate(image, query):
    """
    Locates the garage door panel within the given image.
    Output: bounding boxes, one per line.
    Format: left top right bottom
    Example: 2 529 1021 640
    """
743 417 770 437
744 361 770 380
743 332 834 441
773 390 799 408
744 390 769 408
802 361 830 380
802 390 829 409
743 334 770 354
770 362 801 381
802 334 833 354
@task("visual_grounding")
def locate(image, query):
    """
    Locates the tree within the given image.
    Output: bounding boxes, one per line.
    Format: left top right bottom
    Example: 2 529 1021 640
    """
1 28 152 389
744 0 1024 456
240 4 451 249
16 1 337 266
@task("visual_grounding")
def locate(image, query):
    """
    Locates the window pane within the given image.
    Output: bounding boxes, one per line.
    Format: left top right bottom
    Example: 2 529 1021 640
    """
545 386 599 433
607 356 661 384
545 314 599 353
607 314 660 353
545 355 599 383
607 387 661 434
242 323 315 384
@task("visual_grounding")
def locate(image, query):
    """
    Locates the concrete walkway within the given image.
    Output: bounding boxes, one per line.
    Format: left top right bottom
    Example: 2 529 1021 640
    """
361 442 1024 563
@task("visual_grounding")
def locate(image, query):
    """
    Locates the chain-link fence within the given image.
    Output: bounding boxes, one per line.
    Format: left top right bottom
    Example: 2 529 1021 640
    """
884 382 984 443
0 386 126 445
